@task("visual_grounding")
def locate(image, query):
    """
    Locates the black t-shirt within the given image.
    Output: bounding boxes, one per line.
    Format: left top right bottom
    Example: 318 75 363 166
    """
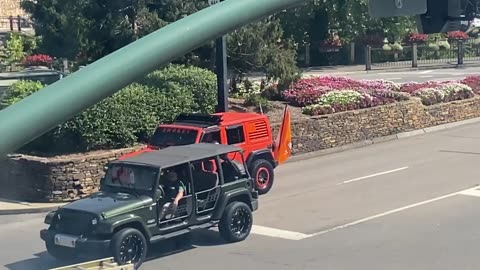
163 180 185 201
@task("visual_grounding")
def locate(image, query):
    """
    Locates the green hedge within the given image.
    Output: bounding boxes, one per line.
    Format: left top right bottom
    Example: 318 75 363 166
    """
2 64 217 155
139 64 217 113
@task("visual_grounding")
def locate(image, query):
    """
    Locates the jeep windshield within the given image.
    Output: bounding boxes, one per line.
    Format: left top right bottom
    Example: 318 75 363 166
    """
148 126 199 148
104 164 158 192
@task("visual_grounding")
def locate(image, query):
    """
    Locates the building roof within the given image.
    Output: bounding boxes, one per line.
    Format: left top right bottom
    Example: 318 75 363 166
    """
111 143 242 168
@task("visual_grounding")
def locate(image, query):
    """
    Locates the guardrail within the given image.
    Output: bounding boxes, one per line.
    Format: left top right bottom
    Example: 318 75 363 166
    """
365 39 480 70
0 16 33 32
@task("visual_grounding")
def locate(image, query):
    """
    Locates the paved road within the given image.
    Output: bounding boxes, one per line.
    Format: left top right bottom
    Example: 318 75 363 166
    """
250 65 480 83
343 67 480 83
3 122 480 269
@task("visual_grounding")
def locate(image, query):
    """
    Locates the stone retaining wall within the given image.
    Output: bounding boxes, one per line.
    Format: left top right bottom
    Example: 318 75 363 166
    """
0 146 143 202
279 97 480 155
3 97 480 202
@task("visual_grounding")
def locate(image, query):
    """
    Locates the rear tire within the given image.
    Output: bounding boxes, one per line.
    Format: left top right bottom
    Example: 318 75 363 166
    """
250 159 274 195
218 202 253 243
111 228 147 269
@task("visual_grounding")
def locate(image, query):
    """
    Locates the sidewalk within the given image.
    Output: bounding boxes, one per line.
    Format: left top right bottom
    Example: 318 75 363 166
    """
0 198 65 215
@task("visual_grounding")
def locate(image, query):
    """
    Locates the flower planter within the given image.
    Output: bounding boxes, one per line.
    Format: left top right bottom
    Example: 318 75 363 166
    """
319 47 341 53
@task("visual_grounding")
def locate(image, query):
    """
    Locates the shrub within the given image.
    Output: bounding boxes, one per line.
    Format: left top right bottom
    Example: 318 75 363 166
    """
414 83 474 105
407 33 429 44
301 104 334 116
399 81 453 94
448 31 469 40
233 79 262 98
283 86 327 107
24 54 53 67
3 65 217 155
414 88 446 106
461 76 480 94
140 64 217 113
243 94 273 113
0 80 44 109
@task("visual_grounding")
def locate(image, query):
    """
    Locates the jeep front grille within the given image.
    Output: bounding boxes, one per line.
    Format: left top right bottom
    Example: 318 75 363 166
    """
52 209 96 236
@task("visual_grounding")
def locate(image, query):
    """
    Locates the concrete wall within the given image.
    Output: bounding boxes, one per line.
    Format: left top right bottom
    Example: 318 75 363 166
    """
0 0 26 17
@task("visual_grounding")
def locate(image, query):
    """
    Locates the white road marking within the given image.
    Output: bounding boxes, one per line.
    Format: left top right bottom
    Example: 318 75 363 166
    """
420 70 434 74
250 187 480 241
251 225 309 240
386 77 402 80
420 75 433 78
305 186 480 238
338 167 409 185
459 189 480 197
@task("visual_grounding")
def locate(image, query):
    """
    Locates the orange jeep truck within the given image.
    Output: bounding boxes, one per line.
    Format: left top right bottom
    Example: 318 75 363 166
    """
119 109 292 195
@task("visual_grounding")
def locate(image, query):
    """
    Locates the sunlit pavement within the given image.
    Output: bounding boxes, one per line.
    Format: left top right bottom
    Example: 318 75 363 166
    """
3 121 480 269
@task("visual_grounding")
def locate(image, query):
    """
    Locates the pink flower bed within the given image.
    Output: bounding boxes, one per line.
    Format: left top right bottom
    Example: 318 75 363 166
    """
284 76 404 108
284 76 476 116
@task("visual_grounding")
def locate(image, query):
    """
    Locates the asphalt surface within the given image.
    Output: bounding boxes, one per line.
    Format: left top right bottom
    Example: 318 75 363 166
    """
4 111 480 269
299 65 480 83
344 67 480 83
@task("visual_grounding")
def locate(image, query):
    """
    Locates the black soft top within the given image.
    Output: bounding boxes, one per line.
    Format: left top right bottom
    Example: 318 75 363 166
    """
111 143 243 168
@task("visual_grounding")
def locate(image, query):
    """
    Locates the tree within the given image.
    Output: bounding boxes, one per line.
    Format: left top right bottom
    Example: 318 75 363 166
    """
227 17 300 89
21 0 214 66
278 0 417 46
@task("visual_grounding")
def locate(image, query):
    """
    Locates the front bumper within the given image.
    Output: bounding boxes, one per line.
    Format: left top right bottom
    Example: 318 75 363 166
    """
40 229 111 256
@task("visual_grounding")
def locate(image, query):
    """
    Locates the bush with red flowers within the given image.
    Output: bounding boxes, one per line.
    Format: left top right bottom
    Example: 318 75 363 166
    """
461 76 480 94
320 35 342 49
24 54 53 67
406 33 429 44
447 31 469 40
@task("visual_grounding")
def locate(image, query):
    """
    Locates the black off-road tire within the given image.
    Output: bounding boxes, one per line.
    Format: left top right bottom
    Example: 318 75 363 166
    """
218 201 253 243
46 241 77 261
111 228 148 269
249 159 274 195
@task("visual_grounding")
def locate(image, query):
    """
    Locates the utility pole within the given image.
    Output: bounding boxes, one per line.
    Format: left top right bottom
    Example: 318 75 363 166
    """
209 0 229 112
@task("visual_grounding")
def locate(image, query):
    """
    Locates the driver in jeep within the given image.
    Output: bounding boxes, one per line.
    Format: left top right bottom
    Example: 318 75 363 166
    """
159 171 185 220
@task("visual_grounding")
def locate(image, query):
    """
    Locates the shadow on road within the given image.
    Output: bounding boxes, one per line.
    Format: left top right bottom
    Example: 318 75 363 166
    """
4 252 69 270
146 229 229 262
5 230 229 270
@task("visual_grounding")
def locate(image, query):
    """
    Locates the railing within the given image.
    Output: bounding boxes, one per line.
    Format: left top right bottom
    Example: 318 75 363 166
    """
365 38 480 70
0 16 33 32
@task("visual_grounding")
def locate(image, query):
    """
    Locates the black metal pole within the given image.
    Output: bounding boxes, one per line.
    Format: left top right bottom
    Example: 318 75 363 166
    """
215 0 228 113
215 35 228 112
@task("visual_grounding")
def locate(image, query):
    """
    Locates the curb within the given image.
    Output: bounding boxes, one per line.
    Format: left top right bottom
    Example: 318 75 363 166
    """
286 116 480 164
0 204 63 215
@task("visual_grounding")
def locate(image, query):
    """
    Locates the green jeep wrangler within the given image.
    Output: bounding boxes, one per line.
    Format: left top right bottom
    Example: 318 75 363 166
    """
40 143 259 268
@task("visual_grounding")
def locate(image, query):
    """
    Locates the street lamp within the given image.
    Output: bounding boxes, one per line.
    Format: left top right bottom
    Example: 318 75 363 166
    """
209 0 228 113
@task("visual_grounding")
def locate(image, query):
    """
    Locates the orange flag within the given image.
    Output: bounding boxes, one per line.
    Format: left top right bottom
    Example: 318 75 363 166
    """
274 105 292 164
